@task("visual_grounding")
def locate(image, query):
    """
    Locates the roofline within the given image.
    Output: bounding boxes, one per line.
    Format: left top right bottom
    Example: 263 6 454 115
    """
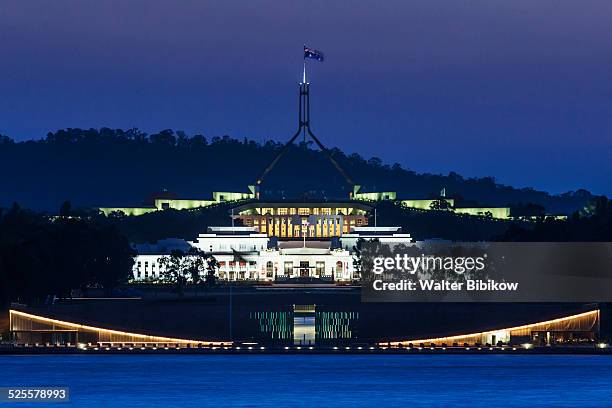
229 200 373 212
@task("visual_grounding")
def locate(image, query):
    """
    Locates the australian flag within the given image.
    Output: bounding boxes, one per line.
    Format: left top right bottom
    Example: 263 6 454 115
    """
304 45 324 62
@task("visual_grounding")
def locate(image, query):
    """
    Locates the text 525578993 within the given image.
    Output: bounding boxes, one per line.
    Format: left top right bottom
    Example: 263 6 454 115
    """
0 387 69 402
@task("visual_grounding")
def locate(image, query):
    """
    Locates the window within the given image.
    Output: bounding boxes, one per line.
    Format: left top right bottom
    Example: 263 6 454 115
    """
266 261 274 278
284 261 293 275
316 262 325 276
336 261 343 276
298 208 309 215
278 208 288 215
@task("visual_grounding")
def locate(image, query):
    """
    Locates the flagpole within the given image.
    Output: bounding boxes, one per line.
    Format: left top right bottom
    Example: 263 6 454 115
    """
302 57 307 143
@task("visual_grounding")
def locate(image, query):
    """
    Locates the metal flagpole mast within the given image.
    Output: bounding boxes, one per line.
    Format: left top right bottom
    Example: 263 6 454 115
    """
302 58 307 143
255 45 356 195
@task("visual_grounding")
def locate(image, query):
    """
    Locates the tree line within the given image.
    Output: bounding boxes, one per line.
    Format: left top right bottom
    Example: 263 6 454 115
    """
153 248 219 297
498 196 612 241
0 128 594 214
0 204 134 306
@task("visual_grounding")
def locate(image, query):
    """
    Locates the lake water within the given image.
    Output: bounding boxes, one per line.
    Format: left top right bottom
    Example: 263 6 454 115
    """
2 354 612 407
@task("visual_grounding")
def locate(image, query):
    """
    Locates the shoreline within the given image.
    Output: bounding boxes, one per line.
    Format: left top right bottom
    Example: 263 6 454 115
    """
1 344 610 355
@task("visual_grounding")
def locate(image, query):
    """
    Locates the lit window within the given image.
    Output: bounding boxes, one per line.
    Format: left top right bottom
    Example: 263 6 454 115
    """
316 262 325 276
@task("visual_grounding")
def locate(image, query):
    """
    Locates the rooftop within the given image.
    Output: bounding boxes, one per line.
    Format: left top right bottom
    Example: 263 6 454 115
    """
231 200 373 213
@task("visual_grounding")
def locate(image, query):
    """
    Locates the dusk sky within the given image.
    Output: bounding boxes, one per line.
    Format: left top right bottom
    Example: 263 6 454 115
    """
1 0 611 195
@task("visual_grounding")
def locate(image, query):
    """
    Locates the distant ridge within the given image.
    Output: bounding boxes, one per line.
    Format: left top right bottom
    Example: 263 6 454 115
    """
0 128 595 213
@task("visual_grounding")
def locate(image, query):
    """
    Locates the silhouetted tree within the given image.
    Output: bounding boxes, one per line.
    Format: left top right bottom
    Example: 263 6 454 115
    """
158 250 188 297
185 247 206 285
205 256 219 287
0 206 135 304
430 198 452 211
352 238 364 281
511 202 546 217
498 196 612 242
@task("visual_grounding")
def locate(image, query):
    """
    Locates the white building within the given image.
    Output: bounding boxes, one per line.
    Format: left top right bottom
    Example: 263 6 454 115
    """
341 226 413 251
190 227 268 254
132 226 412 283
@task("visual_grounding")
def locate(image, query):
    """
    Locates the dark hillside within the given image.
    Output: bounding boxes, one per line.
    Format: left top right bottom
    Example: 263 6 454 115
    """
0 129 594 213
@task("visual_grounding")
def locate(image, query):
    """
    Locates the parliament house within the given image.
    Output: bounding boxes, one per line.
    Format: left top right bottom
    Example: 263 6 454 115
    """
232 201 371 239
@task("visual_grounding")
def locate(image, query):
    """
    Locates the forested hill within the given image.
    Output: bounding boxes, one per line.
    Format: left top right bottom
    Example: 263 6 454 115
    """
0 128 595 213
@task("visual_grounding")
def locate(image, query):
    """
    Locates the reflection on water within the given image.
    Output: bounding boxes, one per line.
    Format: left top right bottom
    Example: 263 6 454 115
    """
249 305 359 345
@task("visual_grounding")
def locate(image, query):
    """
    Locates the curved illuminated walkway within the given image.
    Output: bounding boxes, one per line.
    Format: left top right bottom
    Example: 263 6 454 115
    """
9 308 600 349
9 309 230 347
380 309 600 347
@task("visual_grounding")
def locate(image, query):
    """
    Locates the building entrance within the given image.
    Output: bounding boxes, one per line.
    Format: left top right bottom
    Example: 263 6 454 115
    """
299 261 310 277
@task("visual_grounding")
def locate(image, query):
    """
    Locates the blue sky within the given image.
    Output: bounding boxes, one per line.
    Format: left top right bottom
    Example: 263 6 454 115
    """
1 0 611 195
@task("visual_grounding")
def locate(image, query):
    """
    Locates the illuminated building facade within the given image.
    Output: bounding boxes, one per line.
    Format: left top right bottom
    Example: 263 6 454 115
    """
133 228 356 282
98 189 256 216
232 202 372 239
132 226 412 282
